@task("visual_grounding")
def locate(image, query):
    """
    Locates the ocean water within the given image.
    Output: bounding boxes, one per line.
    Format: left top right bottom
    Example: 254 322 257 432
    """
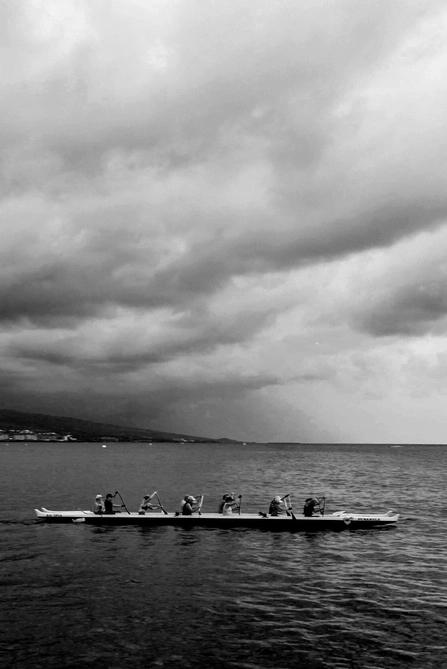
1 441 446 668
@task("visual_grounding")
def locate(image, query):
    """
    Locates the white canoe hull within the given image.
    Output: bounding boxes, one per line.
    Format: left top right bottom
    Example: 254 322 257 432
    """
34 508 399 529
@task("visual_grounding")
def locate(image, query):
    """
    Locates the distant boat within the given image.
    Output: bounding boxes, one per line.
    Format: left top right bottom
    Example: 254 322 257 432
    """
101 444 107 448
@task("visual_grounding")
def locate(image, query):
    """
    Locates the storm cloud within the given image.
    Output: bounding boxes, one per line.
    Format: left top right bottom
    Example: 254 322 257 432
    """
2 0 447 442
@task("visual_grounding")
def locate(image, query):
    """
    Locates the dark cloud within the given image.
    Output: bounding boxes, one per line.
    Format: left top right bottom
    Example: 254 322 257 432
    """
354 276 447 337
0 363 282 436
1 1 447 439
0 2 446 330
8 304 279 368
3 195 446 330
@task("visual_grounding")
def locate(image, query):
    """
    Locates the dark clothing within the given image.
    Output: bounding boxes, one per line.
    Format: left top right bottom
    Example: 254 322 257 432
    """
182 502 193 515
104 498 115 514
303 498 317 517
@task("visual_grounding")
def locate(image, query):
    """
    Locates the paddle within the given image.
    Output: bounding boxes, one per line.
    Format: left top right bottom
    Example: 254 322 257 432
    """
281 493 297 520
115 489 130 515
281 493 291 515
196 494 204 516
319 496 326 516
155 492 168 515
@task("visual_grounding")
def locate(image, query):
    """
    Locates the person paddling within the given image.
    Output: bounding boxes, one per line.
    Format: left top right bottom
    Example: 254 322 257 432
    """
104 492 122 514
268 496 285 516
93 494 104 514
218 493 240 515
138 494 158 515
303 497 320 517
181 495 198 515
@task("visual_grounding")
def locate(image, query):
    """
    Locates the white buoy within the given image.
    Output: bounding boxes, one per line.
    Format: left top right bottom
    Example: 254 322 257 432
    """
102 444 107 448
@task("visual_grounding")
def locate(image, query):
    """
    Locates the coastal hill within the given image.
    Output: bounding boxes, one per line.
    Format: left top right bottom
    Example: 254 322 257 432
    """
0 409 238 444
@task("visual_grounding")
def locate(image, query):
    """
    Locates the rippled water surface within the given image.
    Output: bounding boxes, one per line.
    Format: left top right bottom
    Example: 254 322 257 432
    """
1 442 446 668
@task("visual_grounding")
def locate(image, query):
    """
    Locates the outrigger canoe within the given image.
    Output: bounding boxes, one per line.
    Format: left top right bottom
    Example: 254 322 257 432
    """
34 508 399 529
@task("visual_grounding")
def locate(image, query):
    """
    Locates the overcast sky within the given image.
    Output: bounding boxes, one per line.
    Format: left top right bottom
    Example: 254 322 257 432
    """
2 0 447 442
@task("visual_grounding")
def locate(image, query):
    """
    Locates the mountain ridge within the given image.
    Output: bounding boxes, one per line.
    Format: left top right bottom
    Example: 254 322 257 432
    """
0 408 237 443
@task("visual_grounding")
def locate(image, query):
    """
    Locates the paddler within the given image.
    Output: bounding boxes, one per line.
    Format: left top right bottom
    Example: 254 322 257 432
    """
138 494 158 515
303 497 320 517
180 495 198 515
268 495 285 516
104 492 122 514
218 493 240 515
93 494 104 514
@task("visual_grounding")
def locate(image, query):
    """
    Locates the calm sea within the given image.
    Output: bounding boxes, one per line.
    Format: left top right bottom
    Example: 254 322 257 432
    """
1 442 446 668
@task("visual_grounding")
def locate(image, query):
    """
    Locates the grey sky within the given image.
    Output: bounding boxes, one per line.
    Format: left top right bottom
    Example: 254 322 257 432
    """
2 0 447 442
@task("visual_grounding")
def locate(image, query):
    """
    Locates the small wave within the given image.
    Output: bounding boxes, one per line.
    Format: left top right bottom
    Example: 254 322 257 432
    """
0 552 41 563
